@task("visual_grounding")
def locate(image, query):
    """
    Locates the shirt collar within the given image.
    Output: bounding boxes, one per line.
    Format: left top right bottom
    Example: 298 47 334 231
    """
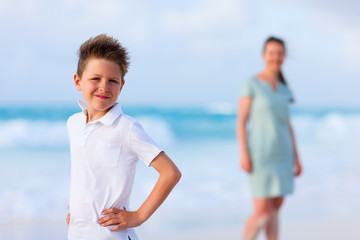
77 100 123 126
78 100 88 116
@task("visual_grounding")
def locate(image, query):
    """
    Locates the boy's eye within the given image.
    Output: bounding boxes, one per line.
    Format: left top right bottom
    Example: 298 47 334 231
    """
92 78 100 81
110 79 118 83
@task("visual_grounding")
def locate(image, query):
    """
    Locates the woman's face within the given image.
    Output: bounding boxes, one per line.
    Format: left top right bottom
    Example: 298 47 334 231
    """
262 41 285 72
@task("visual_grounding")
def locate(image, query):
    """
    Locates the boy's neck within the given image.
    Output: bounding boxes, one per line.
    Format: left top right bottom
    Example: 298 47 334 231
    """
86 105 114 123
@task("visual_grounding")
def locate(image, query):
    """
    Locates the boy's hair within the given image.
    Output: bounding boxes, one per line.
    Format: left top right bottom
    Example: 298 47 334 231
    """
77 34 130 80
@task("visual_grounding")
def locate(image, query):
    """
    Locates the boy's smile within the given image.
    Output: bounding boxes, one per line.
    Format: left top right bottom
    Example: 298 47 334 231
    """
95 94 111 100
74 58 124 123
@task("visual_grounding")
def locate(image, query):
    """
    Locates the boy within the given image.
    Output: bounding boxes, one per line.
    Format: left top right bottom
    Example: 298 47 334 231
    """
66 34 181 240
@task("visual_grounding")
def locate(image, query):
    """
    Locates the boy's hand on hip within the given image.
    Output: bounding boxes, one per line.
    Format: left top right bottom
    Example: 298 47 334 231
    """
99 208 143 231
66 213 71 225
66 205 70 226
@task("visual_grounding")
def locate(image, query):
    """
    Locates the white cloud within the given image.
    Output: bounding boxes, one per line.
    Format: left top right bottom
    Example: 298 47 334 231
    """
0 0 43 19
162 0 247 34
61 0 133 26
306 3 360 70
158 0 248 55
343 32 360 66
276 0 360 69
0 0 151 46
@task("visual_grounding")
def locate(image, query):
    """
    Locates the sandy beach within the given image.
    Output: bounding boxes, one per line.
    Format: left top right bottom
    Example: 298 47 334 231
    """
138 217 360 240
2 216 360 240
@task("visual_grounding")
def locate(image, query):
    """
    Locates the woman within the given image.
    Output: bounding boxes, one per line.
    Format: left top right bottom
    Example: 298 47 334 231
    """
237 36 302 240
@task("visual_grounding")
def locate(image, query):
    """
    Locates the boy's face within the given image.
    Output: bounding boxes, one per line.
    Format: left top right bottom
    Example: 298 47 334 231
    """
74 58 124 119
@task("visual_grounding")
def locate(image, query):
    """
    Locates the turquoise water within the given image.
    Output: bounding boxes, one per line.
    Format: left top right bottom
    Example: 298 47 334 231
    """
1 104 360 148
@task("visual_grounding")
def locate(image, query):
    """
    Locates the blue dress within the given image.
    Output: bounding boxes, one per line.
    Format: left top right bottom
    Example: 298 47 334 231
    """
239 76 295 198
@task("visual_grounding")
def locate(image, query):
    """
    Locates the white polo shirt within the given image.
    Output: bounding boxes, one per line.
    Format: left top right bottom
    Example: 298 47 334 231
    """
67 101 162 240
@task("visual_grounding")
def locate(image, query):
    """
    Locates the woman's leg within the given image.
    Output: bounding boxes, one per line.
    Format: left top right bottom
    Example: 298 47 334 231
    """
265 197 284 240
243 198 273 240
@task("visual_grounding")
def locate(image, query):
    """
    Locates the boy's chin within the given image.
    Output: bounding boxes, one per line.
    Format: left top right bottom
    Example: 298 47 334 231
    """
99 105 116 112
91 102 116 112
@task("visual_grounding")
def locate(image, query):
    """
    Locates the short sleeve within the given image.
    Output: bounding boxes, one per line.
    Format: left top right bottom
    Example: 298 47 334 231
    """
287 87 295 103
66 113 81 145
239 78 254 98
129 120 162 166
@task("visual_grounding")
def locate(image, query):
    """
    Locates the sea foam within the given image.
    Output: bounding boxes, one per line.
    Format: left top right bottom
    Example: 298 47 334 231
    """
0 119 68 149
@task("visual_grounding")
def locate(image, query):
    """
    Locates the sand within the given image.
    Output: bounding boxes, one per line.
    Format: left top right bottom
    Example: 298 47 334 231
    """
137 217 360 240
2 217 360 240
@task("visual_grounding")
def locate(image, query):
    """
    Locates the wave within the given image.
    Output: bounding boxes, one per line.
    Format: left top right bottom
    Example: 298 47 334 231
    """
206 102 236 115
1 110 360 149
0 119 68 149
136 116 176 146
292 112 360 145
0 116 178 149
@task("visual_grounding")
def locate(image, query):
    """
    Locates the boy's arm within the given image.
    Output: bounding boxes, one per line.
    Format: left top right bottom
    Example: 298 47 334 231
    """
98 152 181 231
66 205 70 225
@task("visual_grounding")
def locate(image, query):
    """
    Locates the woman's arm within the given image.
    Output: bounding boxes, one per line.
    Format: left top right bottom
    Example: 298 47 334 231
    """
288 117 302 176
99 152 181 231
237 97 252 173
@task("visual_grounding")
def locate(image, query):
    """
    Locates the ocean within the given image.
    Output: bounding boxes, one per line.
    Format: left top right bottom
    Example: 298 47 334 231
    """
1 103 360 238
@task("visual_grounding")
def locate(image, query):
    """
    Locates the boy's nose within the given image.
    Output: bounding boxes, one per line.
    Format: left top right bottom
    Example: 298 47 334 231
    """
99 82 109 92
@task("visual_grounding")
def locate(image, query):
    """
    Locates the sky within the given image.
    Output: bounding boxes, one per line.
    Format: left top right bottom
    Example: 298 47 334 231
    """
0 0 359 107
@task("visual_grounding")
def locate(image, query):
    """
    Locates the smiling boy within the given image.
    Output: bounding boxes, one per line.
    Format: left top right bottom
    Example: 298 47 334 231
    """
66 34 181 240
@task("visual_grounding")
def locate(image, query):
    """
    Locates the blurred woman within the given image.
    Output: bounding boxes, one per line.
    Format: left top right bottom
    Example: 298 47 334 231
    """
237 36 302 240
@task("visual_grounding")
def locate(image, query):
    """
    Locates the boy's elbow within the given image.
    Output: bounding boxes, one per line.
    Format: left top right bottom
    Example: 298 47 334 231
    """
176 169 182 182
167 165 181 185
157 152 181 184
172 167 182 184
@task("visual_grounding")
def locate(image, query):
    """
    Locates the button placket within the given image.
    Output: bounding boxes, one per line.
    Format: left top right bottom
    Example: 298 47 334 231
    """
79 123 97 147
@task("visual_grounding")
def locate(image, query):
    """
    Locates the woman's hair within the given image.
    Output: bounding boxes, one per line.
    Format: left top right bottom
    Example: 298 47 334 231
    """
263 36 287 85
77 34 130 80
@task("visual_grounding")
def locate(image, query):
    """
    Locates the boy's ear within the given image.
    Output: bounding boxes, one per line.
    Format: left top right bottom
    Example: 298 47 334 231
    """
119 80 125 95
74 74 82 91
